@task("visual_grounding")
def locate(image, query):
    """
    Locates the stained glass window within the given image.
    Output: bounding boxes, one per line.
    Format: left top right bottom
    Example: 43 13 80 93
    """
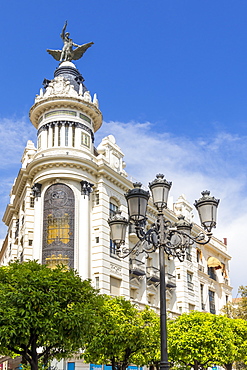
42 184 74 268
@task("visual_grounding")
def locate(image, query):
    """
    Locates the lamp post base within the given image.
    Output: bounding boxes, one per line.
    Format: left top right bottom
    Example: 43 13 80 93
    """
160 361 170 370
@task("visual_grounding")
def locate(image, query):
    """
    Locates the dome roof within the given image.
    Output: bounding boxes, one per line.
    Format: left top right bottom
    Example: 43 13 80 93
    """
52 61 88 95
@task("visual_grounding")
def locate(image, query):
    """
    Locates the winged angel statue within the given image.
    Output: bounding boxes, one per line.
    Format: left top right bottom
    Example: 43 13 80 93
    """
47 21 94 62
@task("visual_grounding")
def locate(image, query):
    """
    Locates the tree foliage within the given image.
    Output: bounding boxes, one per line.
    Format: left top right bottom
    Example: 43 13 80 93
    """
84 296 160 370
167 311 247 370
221 286 247 320
0 261 102 370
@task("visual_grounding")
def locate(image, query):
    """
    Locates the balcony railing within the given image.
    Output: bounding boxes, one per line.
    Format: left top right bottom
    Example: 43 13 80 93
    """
129 259 146 276
166 273 176 288
146 266 160 283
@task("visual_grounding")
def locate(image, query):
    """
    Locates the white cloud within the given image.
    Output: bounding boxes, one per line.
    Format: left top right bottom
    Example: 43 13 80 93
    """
0 117 36 167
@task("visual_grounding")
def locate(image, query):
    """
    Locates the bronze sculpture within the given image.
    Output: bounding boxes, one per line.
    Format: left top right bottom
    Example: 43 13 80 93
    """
47 21 94 62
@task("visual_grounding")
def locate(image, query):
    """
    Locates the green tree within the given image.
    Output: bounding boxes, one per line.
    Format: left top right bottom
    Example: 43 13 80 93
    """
222 318 247 370
237 286 247 320
221 286 247 320
0 260 101 370
84 296 160 370
167 311 246 370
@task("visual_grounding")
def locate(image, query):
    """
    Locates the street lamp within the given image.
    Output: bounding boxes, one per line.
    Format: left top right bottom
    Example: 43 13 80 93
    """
108 174 219 370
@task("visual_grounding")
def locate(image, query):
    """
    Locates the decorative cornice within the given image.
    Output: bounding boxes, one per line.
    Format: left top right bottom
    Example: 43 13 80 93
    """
29 96 102 133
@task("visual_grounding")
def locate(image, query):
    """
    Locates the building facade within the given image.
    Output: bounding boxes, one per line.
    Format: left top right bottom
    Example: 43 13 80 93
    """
0 58 232 370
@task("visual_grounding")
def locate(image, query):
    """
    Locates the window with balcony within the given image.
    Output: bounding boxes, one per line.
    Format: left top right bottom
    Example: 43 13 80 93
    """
129 258 146 277
208 266 217 281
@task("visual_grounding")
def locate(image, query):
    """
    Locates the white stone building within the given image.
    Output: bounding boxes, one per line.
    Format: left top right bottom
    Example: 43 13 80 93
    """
0 58 232 369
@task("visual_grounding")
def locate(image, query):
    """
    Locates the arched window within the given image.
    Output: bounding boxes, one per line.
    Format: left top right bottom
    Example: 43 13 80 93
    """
42 183 74 268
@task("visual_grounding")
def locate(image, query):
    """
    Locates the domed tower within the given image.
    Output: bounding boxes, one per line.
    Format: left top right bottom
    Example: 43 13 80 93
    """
30 61 102 159
2 26 131 298
28 57 103 279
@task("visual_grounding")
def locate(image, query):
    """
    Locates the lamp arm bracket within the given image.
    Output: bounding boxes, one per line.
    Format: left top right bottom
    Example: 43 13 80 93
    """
179 230 212 245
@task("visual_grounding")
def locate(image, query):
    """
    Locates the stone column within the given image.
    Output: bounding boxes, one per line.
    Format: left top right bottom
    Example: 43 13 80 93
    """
54 123 59 147
75 124 80 148
68 123 73 147
61 123 66 147
32 194 43 262
48 124 53 148
78 182 93 280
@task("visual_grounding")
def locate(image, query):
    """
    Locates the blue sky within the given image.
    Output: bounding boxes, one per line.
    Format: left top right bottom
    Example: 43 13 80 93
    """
0 0 247 296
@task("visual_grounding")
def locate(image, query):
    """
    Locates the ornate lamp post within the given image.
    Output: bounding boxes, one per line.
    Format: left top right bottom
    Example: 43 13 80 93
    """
108 174 219 370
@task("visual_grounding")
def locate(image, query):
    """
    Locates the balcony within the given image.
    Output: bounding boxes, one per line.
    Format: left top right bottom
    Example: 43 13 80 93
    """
166 273 176 288
129 259 146 277
146 266 160 283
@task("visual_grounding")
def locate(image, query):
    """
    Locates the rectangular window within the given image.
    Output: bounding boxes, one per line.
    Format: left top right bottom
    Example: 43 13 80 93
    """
95 276 99 290
72 126 75 147
197 249 201 263
209 290 216 314
109 202 118 218
110 276 121 296
110 239 118 256
186 246 192 261
130 288 137 300
58 125 61 146
147 293 155 305
15 219 19 239
95 192 99 205
79 113 91 124
67 363 75 370
81 132 90 147
200 284 205 310
30 197 35 208
52 125 55 147
187 272 194 291
208 266 217 281
45 110 77 118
